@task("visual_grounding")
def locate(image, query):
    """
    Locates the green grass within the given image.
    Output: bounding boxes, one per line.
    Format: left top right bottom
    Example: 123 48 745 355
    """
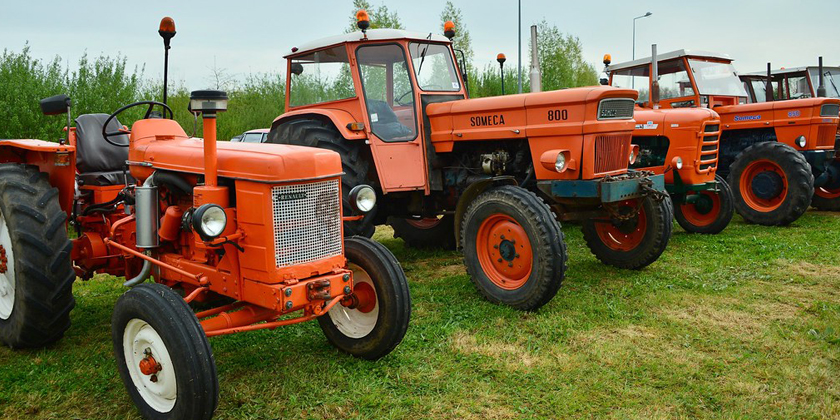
1 212 839 419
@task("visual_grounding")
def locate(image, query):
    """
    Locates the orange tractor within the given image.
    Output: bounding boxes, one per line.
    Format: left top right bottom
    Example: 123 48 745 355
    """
601 45 733 234
0 18 410 420
607 50 840 226
268 14 672 311
739 58 840 210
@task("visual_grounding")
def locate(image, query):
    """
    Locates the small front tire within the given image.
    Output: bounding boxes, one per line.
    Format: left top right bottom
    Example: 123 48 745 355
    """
674 175 735 234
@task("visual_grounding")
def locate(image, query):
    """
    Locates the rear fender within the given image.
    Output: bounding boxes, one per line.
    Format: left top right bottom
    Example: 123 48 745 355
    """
0 140 76 216
453 176 517 249
270 109 366 141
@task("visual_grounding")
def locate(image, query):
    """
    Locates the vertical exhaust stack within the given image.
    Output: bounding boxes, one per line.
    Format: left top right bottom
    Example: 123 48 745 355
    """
529 25 542 93
650 44 660 109
817 56 827 98
766 63 774 102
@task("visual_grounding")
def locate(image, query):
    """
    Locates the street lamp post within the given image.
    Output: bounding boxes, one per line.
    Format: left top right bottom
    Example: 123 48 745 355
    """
632 12 652 88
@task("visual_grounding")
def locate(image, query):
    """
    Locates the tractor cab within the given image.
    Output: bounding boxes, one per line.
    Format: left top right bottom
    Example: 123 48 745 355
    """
740 66 840 103
607 49 748 109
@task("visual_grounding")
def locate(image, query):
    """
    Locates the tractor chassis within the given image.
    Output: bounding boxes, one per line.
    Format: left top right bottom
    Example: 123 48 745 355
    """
536 171 666 218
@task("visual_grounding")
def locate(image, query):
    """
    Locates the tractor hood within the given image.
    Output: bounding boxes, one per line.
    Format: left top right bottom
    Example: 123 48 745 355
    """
128 119 343 183
631 107 719 136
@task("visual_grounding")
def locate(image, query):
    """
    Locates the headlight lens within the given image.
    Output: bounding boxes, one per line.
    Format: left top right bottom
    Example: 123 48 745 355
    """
555 153 566 172
674 156 683 170
193 204 227 240
796 135 807 148
349 185 376 213
629 150 636 164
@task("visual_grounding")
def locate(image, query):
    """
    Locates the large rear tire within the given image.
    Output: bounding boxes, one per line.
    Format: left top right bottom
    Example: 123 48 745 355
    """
269 119 377 237
389 215 456 250
0 164 74 349
318 236 411 360
112 283 218 420
582 195 672 269
727 142 813 225
674 175 734 234
461 186 566 311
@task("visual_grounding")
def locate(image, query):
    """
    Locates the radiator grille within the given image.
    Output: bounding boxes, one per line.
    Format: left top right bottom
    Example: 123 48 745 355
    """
272 179 342 268
821 104 839 117
698 133 720 173
817 125 836 147
594 134 631 174
597 98 635 120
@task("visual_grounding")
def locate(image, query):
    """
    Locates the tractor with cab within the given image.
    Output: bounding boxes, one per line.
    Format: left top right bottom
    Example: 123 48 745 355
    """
267 13 672 311
607 49 840 226
0 18 411 420
602 45 734 234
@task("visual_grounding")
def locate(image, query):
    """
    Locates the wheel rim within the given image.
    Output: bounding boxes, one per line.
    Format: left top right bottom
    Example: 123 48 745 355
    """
123 319 177 413
594 200 647 251
475 214 533 290
740 159 788 212
679 191 721 227
405 217 442 229
0 211 15 320
328 263 378 339
815 186 840 199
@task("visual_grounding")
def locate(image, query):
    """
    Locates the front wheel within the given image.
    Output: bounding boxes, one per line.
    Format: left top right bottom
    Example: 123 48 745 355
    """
318 236 411 360
582 195 672 269
674 175 735 234
461 185 567 311
112 283 219 420
389 215 456 250
811 186 840 211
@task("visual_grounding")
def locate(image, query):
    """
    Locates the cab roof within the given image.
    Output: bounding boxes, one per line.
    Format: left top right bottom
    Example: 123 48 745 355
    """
608 49 734 72
742 66 840 77
286 29 451 58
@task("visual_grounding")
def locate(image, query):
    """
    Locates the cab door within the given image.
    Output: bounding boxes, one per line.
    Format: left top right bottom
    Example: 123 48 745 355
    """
354 43 427 193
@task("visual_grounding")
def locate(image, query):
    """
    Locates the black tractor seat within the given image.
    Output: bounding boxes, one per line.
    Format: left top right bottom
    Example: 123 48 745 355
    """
75 114 133 186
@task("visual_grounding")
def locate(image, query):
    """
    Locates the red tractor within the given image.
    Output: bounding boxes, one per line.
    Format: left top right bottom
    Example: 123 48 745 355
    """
601 45 734 234
0 18 410 420
607 50 840 226
268 14 672 311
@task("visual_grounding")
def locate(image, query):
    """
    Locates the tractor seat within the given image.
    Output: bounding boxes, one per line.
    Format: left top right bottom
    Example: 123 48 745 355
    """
367 100 413 141
74 114 134 186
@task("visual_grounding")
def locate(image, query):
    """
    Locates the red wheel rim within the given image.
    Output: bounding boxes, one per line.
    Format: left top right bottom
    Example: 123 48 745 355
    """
476 214 533 290
739 159 788 212
815 186 840 199
405 217 442 229
594 200 647 251
679 191 721 227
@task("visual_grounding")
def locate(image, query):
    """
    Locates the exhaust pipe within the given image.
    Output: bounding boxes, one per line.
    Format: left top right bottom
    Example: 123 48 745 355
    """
650 44 660 108
529 25 542 92
766 63 774 102
817 56 827 98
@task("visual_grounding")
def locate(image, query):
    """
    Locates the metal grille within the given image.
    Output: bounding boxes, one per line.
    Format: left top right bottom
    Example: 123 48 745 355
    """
698 134 719 172
597 98 635 120
817 125 836 147
820 104 839 117
272 179 342 268
594 133 631 174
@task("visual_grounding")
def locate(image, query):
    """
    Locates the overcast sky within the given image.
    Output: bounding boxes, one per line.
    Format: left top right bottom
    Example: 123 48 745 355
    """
2 0 838 90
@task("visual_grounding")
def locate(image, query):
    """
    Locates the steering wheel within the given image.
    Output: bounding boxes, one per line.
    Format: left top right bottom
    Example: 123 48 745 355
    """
395 90 414 105
102 101 174 147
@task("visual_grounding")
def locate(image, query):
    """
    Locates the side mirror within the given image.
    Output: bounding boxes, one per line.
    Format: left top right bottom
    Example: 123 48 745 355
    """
290 63 304 76
40 94 71 115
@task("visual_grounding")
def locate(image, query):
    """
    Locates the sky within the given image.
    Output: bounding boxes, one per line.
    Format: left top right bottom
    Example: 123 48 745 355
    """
2 0 838 89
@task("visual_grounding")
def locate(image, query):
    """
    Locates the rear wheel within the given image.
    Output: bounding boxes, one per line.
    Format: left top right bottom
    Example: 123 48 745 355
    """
389 215 456 250
727 142 813 225
318 237 411 360
674 175 734 234
811 186 840 211
269 119 376 237
461 185 566 311
112 283 218 420
0 164 74 349
582 195 672 269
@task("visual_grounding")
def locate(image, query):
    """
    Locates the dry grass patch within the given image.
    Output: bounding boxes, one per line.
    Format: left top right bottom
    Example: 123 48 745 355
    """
450 331 546 370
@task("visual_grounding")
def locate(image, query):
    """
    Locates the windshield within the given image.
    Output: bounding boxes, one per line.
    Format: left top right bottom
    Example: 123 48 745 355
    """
610 66 649 103
688 59 748 97
408 42 461 92
809 68 840 98
288 46 355 107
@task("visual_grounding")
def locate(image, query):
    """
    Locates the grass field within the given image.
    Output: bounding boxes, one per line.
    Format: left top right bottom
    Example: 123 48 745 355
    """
1 211 839 419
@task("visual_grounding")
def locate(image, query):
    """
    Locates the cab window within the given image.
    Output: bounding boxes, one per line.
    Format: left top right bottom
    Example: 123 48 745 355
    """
408 42 461 92
356 44 418 142
657 59 695 100
288 46 355 107
611 66 650 104
786 75 812 99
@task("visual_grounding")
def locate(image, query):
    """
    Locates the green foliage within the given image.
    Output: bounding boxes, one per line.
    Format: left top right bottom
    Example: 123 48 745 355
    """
532 20 599 90
440 1 473 72
347 0 404 32
468 64 529 98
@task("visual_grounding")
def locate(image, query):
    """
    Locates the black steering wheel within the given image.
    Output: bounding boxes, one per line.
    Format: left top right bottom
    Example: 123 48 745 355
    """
102 101 174 147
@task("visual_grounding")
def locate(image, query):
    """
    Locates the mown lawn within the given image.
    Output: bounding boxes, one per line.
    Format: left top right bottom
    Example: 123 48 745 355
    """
1 211 839 419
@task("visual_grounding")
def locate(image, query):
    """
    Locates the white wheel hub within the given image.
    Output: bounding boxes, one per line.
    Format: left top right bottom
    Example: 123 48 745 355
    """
328 263 379 339
123 318 177 413
0 212 16 320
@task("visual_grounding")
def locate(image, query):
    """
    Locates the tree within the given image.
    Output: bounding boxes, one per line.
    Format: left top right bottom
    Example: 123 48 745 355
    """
347 0 404 32
439 1 473 71
531 20 598 90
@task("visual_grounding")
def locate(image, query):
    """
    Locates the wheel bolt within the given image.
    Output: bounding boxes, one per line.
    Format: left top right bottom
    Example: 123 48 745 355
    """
498 258 503 263
515 254 520 259
284 288 292 297
343 274 350 282
285 301 293 310
493 244 498 249
150 374 158 383
344 286 351 294
508 263 513 267
500 235 505 240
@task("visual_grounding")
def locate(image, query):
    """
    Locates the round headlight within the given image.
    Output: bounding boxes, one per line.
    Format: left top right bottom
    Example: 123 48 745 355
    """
629 150 636 165
192 204 227 240
349 185 376 213
796 135 807 148
555 153 566 172
673 156 683 170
